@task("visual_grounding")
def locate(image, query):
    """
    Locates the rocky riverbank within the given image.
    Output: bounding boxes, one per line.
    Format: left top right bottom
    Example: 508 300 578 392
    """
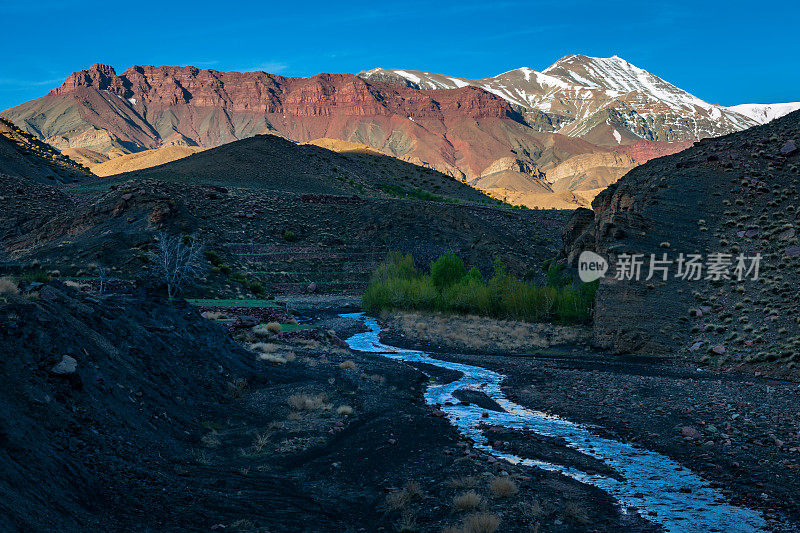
377 312 800 531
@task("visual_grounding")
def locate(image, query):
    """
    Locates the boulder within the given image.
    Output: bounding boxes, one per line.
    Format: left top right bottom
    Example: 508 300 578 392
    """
681 426 701 439
779 140 797 156
236 315 259 328
51 355 78 375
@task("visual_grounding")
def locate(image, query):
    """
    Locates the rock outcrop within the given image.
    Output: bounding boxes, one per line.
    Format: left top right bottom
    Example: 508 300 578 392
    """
561 109 800 364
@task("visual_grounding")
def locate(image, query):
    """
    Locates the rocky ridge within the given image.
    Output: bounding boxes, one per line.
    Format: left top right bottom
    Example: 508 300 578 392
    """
560 108 800 373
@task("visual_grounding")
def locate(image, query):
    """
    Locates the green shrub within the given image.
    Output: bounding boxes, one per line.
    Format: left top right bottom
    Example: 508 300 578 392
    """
249 281 266 296
545 261 570 288
442 277 492 316
283 230 298 242
465 266 483 283
363 252 596 324
371 252 420 283
18 271 52 283
229 272 247 284
379 183 452 203
430 251 467 289
203 249 222 266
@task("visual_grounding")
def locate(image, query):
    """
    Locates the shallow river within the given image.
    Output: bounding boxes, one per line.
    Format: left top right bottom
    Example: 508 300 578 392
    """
341 313 766 533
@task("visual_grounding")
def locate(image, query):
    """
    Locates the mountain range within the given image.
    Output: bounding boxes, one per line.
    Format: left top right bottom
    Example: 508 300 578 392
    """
360 55 796 144
2 55 797 208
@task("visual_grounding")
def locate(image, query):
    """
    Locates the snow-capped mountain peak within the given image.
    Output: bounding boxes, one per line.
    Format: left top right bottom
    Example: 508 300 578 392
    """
358 56 796 145
543 54 712 111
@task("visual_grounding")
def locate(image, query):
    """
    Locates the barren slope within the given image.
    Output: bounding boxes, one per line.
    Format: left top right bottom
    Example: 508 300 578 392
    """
0 118 93 183
561 109 800 369
91 145 204 176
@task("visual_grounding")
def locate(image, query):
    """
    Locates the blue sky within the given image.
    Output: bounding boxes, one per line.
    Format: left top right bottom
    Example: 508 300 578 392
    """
1 0 797 111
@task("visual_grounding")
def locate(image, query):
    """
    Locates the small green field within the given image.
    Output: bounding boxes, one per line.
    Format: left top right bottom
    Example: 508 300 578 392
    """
274 323 315 332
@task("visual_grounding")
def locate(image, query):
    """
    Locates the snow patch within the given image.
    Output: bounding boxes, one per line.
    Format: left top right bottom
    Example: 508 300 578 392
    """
393 70 421 84
725 102 800 124
447 78 470 89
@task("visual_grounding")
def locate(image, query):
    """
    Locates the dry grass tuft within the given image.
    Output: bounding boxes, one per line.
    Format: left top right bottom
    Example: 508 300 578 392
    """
447 476 478 489
403 481 423 500
339 359 357 370
266 321 282 334
251 324 271 336
249 342 295 363
258 352 296 364
336 405 353 416
386 481 424 510
200 431 221 448
563 501 589 524
452 491 482 511
294 338 321 349
227 378 248 398
287 393 330 411
249 342 280 353
202 311 225 320
0 277 19 295
63 280 89 290
397 510 418 532
229 518 255 531
518 498 544 520
461 512 501 533
488 477 518 498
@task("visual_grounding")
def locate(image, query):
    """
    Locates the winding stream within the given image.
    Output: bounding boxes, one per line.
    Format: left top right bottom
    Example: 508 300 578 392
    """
341 312 767 533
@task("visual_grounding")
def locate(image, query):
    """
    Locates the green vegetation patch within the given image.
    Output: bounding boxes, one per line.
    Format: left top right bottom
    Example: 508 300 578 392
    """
379 183 455 203
363 252 598 324
272 323 315 332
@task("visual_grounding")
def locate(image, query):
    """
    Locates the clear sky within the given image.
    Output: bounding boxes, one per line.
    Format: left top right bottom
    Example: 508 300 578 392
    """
1 0 797 111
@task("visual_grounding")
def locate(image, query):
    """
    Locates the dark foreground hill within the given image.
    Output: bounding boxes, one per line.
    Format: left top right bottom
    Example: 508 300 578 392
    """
561 109 800 372
1 282 654 532
2 133 566 297
0 283 256 530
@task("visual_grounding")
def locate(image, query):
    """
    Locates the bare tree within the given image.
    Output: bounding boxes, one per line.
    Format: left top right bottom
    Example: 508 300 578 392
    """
148 232 204 298
95 264 109 294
